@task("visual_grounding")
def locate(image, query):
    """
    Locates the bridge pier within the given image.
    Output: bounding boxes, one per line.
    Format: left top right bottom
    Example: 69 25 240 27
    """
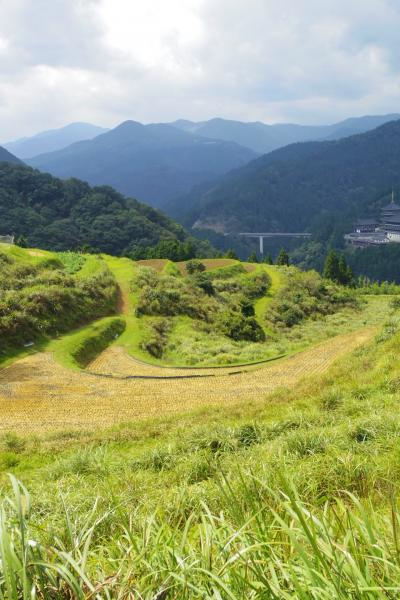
259 236 264 255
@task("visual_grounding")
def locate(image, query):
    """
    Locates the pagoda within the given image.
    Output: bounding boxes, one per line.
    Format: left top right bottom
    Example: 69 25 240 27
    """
382 193 400 241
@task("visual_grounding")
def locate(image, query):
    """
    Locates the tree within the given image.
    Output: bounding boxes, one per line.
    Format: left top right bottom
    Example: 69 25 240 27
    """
338 254 354 285
247 251 258 263
186 259 206 274
323 251 354 285
276 248 289 266
323 250 341 282
262 254 273 264
224 249 239 260
15 235 28 248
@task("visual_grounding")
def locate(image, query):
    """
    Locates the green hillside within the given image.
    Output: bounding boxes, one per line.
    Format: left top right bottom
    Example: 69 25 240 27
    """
1 245 400 597
172 119 400 238
0 162 212 257
0 147 21 164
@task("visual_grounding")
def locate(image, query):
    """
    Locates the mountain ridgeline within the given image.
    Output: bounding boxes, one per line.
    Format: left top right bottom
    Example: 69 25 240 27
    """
171 114 400 154
171 119 400 238
0 163 211 257
27 121 257 208
0 146 22 165
3 122 108 159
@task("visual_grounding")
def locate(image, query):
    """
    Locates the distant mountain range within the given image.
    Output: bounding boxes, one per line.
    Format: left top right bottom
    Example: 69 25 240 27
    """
3 122 108 159
4 112 399 219
170 119 400 237
171 114 400 154
0 146 22 164
27 121 257 208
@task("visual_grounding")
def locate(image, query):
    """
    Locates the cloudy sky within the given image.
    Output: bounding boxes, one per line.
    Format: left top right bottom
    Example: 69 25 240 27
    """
1 0 400 140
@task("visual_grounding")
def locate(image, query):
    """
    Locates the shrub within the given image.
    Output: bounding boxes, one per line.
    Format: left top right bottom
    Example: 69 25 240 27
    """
0 255 118 357
217 311 266 342
267 268 357 329
140 318 172 358
186 259 206 274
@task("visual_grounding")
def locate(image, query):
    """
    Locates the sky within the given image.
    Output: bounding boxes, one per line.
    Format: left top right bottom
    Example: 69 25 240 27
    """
1 0 400 140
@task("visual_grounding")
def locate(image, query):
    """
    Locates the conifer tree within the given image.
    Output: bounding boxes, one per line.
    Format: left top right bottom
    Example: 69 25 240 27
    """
225 249 239 260
248 251 258 263
262 254 273 264
323 250 340 282
338 254 354 285
276 248 289 266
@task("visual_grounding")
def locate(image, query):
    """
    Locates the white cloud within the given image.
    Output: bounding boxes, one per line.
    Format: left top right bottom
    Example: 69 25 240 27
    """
1 0 400 140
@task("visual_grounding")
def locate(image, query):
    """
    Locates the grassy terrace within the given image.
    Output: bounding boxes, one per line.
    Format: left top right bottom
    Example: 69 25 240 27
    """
2 245 400 597
1 318 400 597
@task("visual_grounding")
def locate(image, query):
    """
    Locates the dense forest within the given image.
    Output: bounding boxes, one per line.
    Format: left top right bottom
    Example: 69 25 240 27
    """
0 163 212 257
172 119 400 237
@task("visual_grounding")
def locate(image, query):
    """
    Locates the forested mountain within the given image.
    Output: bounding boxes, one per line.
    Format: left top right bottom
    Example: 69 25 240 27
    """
171 119 400 237
0 146 22 164
3 122 108 159
171 114 400 154
27 121 257 208
0 163 210 256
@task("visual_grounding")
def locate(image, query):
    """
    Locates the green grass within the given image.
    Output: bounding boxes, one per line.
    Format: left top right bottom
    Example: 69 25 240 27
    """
255 264 285 334
48 316 126 369
0 248 118 366
2 319 400 596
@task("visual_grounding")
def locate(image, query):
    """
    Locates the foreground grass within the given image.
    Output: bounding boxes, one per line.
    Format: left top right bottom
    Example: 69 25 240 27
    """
2 318 400 597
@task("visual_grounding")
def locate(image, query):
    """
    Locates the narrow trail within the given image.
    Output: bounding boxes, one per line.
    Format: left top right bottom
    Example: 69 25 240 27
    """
0 326 376 434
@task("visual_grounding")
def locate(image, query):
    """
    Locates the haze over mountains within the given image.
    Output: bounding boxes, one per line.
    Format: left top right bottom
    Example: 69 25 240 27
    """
171 119 400 236
2 112 400 253
6 112 395 213
171 114 400 154
27 121 257 208
3 123 108 159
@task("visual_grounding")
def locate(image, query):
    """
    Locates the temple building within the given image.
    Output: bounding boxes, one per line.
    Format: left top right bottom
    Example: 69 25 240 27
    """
345 194 400 247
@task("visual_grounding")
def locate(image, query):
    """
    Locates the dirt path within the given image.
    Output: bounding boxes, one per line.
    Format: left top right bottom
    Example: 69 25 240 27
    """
0 327 376 434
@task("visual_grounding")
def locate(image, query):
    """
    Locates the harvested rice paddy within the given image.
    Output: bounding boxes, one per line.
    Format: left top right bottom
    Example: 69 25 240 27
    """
0 326 376 433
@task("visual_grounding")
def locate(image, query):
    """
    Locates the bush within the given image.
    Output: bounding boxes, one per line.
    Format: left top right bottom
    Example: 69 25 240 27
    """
0 254 118 357
186 259 206 274
140 319 172 358
267 268 357 329
217 311 266 342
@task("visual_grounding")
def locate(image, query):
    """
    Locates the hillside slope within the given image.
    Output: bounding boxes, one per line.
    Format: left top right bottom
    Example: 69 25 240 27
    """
0 163 209 256
171 114 400 153
27 120 257 208
3 122 108 159
0 146 22 164
172 119 400 234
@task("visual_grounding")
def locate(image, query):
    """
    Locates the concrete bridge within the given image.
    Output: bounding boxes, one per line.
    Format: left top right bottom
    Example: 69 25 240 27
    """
226 232 312 254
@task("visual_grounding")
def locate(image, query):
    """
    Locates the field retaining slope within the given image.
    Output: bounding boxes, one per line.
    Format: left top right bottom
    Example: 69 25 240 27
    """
0 327 376 434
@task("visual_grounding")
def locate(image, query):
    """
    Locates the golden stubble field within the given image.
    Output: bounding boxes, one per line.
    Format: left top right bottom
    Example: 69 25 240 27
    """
0 327 376 434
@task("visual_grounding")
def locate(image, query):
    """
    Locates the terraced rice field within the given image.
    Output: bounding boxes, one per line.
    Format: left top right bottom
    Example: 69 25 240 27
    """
137 258 250 275
0 327 376 434
136 259 169 272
